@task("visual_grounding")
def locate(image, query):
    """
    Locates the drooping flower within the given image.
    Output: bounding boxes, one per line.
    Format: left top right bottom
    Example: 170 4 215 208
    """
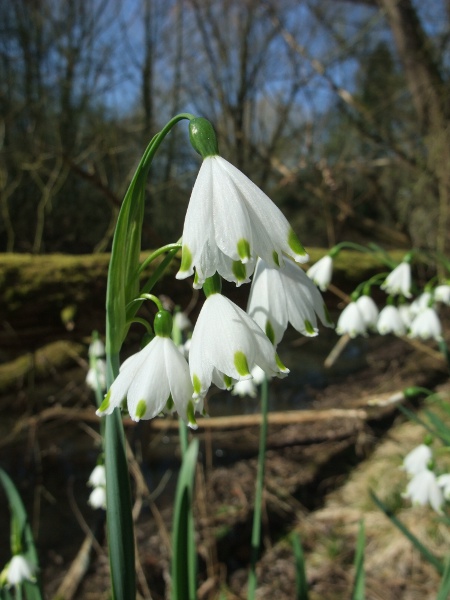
376 305 406 336
88 486 107 510
4 554 36 586
96 310 196 427
398 303 413 328
410 292 433 317
408 307 442 341
176 118 308 288
88 338 105 358
247 258 333 346
336 302 366 338
434 284 450 305
402 469 444 514
402 444 432 476
88 464 106 488
355 295 379 330
306 255 333 291
381 261 412 298
86 358 107 391
189 290 289 400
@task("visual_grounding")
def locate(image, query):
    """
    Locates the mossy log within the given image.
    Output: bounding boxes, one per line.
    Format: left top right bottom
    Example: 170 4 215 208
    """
0 249 404 356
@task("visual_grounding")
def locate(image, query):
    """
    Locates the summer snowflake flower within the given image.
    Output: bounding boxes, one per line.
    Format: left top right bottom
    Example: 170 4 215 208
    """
88 465 106 488
88 486 107 510
336 302 366 338
247 258 333 346
408 307 442 341
381 261 412 298
176 118 308 288
437 474 450 499
96 311 196 427
410 292 433 317
189 291 289 400
376 305 406 336
355 295 379 330
86 359 107 391
402 444 432 476
232 365 267 398
5 554 36 586
398 303 413 328
435 284 450 305
402 469 444 514
306 255 333 291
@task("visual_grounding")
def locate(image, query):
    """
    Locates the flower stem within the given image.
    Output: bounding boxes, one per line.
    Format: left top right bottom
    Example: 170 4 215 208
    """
247 376 269 598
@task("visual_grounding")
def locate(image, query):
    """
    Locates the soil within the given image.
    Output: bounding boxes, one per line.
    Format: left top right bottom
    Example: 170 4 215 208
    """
1 324 448 600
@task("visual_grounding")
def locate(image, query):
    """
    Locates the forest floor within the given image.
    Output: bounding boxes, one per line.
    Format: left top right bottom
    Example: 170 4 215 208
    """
3 325 445 600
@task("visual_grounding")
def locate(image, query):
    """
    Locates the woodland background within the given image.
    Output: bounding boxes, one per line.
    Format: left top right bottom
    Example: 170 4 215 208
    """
1 0 449 259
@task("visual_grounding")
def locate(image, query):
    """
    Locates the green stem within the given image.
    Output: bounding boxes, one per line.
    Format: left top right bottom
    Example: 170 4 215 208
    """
137 242 181 276
247 376 269 598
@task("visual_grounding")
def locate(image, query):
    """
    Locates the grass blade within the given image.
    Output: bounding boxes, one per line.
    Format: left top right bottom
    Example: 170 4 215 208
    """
351 520 365 600
291 533 309 600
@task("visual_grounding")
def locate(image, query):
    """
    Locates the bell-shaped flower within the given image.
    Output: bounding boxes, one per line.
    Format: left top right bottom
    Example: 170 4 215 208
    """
402 444 432 476
247 258 333 346
88 464 106 488
176 118 308 289
86 358 107 391
408 307 442 341
355 295 379 330
398 303 413 328
306 255 333 291
377 305 406 336
336 302 366 338
88 338 105 358
410 292 434 317
381 261 412 298
88 486 107 510
4 554 36 586
189 290 289 400
402 469 444 514
96 310 196 427
435 284 450 305
437 474 450 500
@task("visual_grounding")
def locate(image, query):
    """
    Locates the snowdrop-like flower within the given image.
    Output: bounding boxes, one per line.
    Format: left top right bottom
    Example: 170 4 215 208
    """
306 255 333 291
435 284 450 305
398 303 413 328
176 118 308 288
410 292 433 317
381 261 412 298
336 302 366 338
88 338 105 358
86 358 107 391
437 474 450 500
247 258 333 346
189 290 289 400
402 469 444 514
408 307 442 341
88 486 107 510
88 464 106 488
174 311 192 332
355 295 379 330
402 444 432 476
377 305 406 336
96 310 195 426
4 554 36 586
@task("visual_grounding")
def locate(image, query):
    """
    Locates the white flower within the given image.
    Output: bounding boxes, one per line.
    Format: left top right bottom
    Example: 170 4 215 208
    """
336 302 366 338
381 262 412 298
88 486 106 510
408 307 442 341
402 444 432 476
247 258 333 346
376 305 406 336
355 295 379 329
402 469 444 514
306 255 333 291
435 284 450 305
86 359 107 391
176 155 308 288
88 339 105 358
410 292 433 316
174 311 192 332
88 465 106 488
189 293 289 399
437 474 450 499
96 334 195 426
5 554 35 586
398 304 413 328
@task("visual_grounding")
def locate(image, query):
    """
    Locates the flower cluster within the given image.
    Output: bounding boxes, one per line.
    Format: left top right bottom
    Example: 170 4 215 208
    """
96 117 331 426
401 443 450 515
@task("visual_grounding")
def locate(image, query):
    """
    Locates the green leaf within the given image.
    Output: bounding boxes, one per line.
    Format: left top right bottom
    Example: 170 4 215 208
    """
370 490 443 574
171 438 199 600
437 556 450 600
351 520 365 600
291 533 309 600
